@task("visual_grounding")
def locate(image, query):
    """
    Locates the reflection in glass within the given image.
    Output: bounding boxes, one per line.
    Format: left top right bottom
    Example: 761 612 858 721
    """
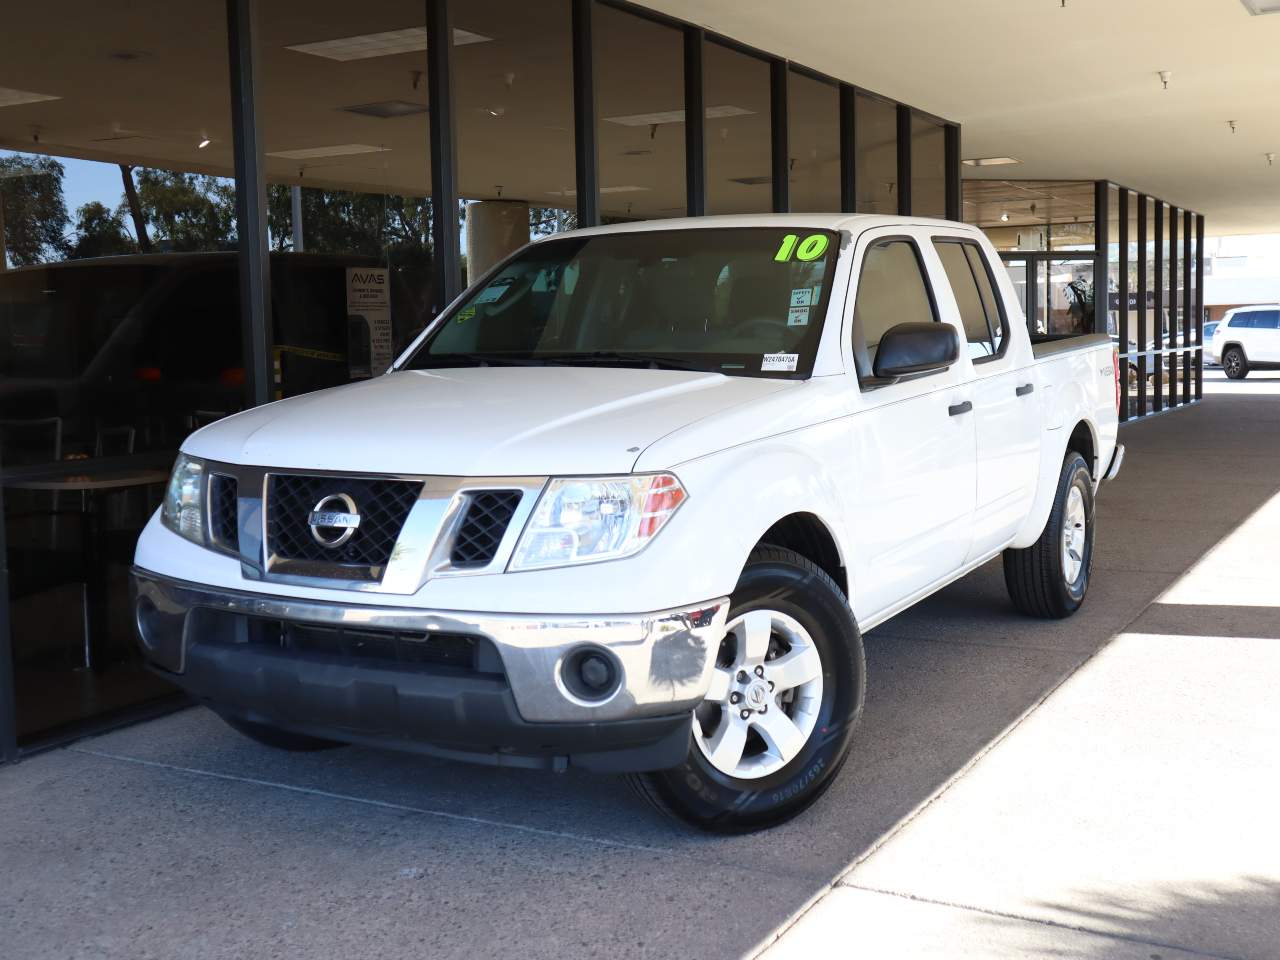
595 5 685 222
910 115 946 218
788 72 839 213
855 94 897 214
705 42 772 215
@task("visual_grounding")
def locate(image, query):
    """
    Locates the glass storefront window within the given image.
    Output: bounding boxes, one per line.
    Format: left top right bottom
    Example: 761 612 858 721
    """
456 0 575 276
788 71 840 213
1 0 239 743
910 115 946 218
705 41 772 215
855 93 897 215
595 5 685 222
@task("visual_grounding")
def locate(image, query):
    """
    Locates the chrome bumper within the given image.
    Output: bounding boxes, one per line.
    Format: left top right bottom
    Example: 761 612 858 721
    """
132 568 728 724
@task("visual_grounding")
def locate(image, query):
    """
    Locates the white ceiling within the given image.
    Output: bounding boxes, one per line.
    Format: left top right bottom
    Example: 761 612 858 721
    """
640 0 1280 236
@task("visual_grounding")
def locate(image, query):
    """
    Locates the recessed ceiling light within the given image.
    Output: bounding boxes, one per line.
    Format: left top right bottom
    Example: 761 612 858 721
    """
1240 0 1280 14
962 156 1021 167
287 27 491 62
342 100 428 119
0 86 60 109
267 143 390 159
197 138 212 149
604 105 753 127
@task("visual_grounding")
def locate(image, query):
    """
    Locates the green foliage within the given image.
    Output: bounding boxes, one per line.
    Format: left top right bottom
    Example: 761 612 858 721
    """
131 168 237 251
67 201 137 259
0 154 69 266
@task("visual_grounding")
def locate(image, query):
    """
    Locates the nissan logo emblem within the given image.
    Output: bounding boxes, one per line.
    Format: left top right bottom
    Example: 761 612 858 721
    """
309 493 361 548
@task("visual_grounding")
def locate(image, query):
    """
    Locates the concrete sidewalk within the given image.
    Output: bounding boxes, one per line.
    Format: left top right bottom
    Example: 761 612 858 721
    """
2 371 1279 960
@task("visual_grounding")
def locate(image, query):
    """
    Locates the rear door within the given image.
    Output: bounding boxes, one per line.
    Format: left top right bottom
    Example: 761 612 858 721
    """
844 230 977 620
1253 309 1280 361
931 235 1040 561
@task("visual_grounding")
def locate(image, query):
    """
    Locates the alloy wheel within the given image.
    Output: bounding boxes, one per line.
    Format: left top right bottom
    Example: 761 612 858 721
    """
693 609 824 780
1061 484 1088 585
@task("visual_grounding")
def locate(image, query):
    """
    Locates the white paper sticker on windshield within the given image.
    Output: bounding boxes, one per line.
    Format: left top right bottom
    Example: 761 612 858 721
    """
787 306 810 327
789 287 813 307
762 352 799 372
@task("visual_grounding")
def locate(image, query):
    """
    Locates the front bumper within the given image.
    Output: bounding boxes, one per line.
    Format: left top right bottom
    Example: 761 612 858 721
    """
132 568 728 772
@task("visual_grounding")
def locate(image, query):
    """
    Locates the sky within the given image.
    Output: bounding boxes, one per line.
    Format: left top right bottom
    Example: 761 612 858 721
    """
1 149 129 218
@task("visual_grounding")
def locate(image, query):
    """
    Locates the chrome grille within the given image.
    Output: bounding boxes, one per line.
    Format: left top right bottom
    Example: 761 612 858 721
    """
449 490 522 568
266 474 422 569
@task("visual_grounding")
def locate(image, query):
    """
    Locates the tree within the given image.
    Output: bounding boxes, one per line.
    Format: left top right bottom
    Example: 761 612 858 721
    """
67 201 137 259
131 168 237 251
0 154 69 266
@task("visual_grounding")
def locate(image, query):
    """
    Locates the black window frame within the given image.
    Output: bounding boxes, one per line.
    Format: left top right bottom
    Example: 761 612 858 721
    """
849 234 942 390
931 236 1011 365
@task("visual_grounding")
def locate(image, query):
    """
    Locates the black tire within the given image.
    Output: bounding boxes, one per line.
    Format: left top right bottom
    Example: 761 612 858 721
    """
1223 346 1249 380
1003 451 1095 619
220 714 345 752
626 546 865 833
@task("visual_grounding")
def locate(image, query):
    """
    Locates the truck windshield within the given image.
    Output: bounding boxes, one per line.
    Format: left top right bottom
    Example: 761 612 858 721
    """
404 227 840 378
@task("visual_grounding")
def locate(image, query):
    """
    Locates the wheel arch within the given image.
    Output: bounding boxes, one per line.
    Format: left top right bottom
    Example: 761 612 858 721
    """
1067 419 1098 479
753 512 848 598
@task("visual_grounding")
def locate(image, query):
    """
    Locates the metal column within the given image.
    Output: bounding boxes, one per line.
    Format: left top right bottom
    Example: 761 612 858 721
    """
427 0 462 309
683 27 706 216
770 60 789 213
896 105 912 216
226 0 273 408
1118 188 1129 421
838 84 857 214
571 0 599 228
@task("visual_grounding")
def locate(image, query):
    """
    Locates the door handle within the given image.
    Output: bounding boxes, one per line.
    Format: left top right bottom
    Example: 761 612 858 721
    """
948 400 973 417
1016 382 1035 397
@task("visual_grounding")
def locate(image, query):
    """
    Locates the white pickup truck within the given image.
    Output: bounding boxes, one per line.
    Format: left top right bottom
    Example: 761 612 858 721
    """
132 214 1122 831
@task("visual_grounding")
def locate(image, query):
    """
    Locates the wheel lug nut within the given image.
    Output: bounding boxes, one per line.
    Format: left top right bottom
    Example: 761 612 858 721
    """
737 670 749 683
740 709 751 721
754 665 765 677
729 692 742 704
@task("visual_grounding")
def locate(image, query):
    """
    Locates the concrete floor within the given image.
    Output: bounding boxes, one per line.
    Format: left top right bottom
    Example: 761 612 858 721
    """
3 370 1278 960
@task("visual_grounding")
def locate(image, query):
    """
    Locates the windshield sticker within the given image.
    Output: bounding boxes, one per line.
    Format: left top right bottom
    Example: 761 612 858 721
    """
787 306 810 327
789 287 813 307
455 305 477 324
762 352 799 372
774 233 831 263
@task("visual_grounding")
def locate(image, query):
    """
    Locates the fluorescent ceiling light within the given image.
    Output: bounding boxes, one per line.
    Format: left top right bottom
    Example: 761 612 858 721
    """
963 156 1021 167
287 27 490 62
546 186 650 197
0 86 60 108
1240 1 1280 14
342 100 428 119
604 105 752 127
267 143 390 159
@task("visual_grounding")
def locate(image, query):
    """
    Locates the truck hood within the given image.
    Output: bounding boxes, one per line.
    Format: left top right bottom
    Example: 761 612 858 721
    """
183 366 794 476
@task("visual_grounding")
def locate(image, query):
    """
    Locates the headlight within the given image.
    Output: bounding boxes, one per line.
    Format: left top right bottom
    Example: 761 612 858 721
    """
509 473 687 571
160 453 206 545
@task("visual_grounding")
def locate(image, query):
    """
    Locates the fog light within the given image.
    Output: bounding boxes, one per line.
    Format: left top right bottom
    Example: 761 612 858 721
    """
560 647 621 703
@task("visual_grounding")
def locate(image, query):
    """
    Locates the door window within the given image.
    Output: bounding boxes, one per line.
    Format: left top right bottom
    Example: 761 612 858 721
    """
933 240 1009 362
852 239 937 383
1253 310 1280 330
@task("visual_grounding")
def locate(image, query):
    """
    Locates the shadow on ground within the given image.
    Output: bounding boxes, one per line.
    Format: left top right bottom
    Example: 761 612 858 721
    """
3 390 1279 959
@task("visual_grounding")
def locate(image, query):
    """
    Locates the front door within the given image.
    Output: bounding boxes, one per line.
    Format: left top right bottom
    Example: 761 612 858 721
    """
843 231 977 622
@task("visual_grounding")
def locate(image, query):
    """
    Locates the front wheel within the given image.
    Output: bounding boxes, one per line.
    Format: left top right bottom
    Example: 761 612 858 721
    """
1223 346 1249 380
1003 451 1095 618
627 546 865 832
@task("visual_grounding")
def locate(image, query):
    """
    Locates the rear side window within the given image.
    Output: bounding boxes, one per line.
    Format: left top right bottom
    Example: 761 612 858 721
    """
852 239 937 382
933 240 1008 361
1229 314 1255 328
1255 310 1280 329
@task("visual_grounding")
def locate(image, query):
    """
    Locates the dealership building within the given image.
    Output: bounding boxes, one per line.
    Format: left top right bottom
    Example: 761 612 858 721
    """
0 0 1260 759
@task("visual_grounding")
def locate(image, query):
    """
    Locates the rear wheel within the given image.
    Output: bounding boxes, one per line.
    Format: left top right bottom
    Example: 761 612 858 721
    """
1223 346 1249 380
627 546 865 832
221 714 345 752
1003 451 1095 619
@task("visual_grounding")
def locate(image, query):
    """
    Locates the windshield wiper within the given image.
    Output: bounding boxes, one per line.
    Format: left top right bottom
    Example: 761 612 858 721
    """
538 351 708 371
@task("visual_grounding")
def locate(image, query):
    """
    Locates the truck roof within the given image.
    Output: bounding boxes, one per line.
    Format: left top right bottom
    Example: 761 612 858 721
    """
554 212 977 240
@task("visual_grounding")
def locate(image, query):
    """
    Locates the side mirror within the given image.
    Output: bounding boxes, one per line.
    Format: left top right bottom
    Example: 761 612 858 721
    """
872 322 958 380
